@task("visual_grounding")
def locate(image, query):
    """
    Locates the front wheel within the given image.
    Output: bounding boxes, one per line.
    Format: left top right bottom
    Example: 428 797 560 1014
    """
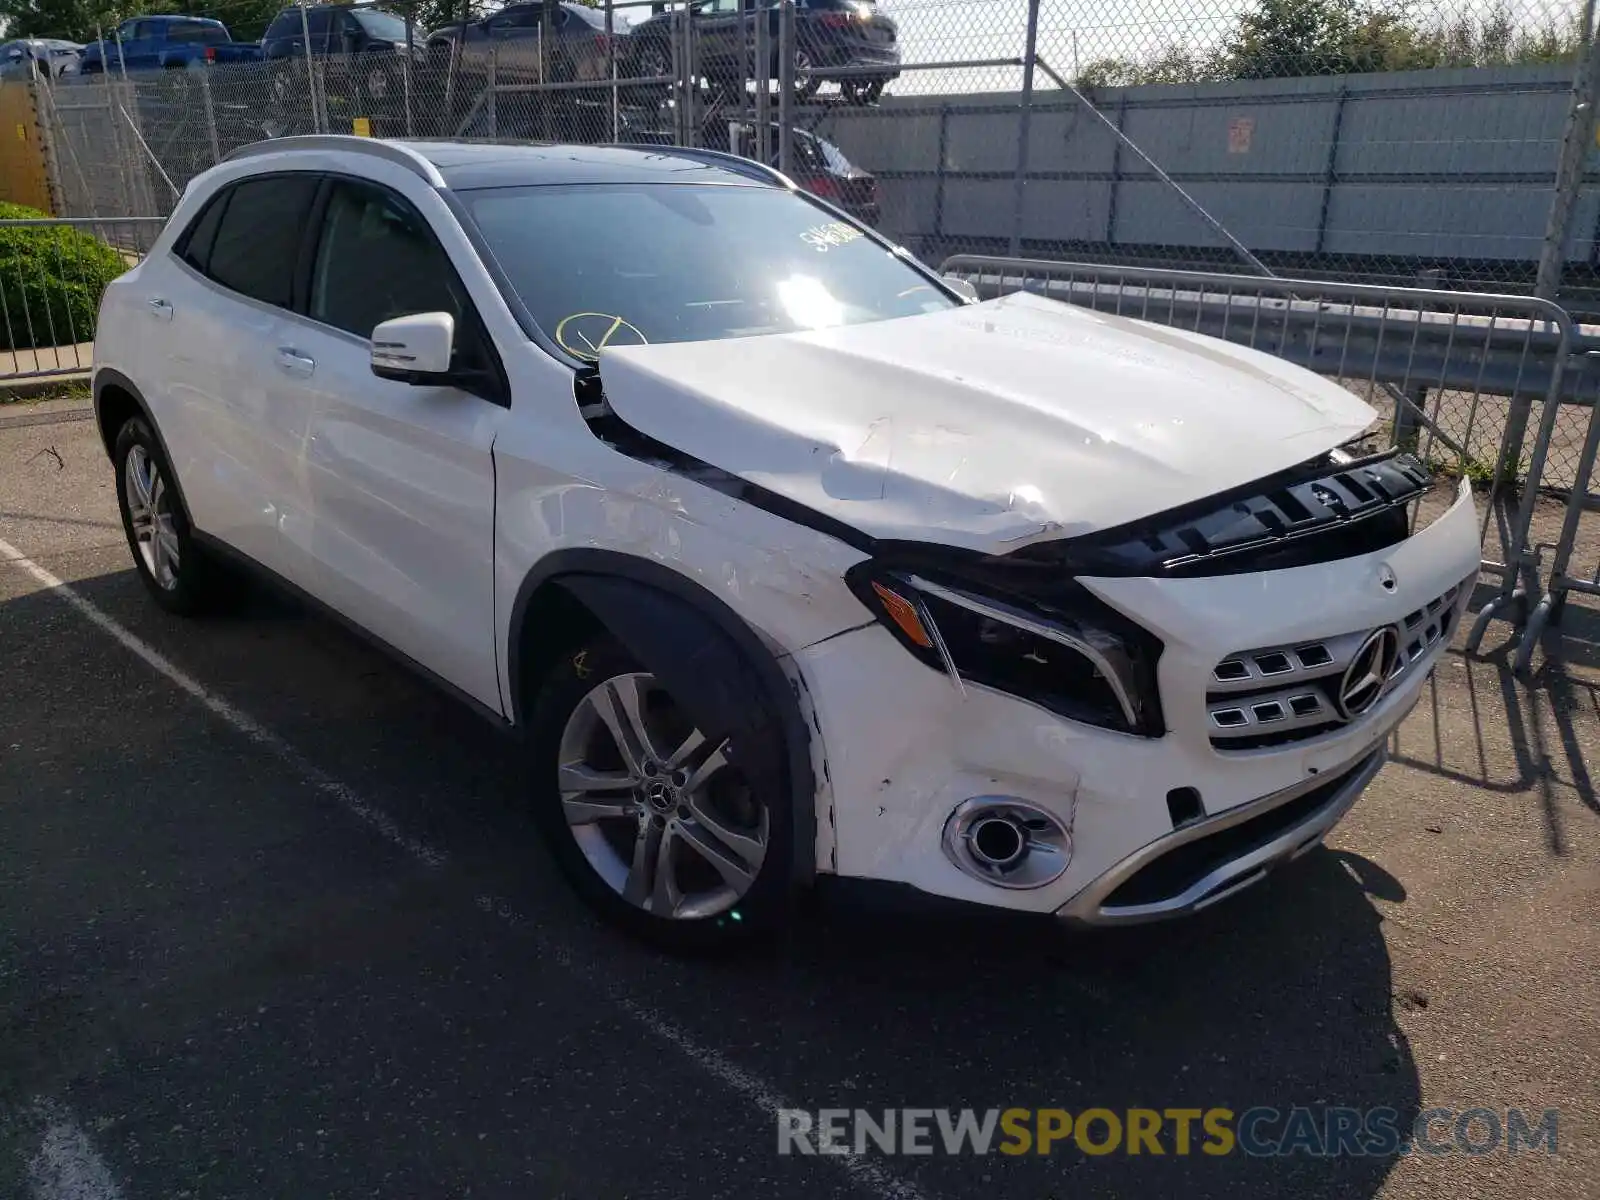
528 636 795 952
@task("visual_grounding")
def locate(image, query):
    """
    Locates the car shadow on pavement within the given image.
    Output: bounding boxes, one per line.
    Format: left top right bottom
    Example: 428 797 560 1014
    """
672 848 1423 1196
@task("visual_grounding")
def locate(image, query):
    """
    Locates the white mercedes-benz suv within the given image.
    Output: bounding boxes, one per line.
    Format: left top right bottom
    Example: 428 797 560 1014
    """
92 136 1481 951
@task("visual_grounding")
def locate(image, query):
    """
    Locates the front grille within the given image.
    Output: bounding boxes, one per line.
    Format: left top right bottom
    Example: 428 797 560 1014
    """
1206 579 1467 750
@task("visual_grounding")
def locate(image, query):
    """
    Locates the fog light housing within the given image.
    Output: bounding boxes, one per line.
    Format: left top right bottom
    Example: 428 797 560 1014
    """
942 796 1073 889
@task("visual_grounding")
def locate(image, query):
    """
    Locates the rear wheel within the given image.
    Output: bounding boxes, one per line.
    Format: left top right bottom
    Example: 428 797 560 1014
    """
776 46 819 101
112 417 231 616
843 78 884 104
529 636 794 952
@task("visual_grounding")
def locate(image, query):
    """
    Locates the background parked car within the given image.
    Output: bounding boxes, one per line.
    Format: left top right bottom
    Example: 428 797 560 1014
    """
425 0 622 85
730 122 879 224
79 16 260 74
0 38 82 81
619 114 880 225
262 4 425 104
627 0 899 104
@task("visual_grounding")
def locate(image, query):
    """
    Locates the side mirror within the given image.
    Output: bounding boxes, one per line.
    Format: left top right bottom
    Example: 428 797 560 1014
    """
371 312 455 383
943 275 981 303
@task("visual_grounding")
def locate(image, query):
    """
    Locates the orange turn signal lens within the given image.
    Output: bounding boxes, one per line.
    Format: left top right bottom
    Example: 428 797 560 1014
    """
871 581 933 648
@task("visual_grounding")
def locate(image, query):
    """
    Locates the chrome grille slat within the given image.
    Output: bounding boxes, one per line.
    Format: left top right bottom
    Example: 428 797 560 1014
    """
1207 580 1465 749
1208 630 1369 695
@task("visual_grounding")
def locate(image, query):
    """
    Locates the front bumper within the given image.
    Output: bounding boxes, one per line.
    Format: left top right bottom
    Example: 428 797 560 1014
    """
1056 746 1386 925
792 480 1480 919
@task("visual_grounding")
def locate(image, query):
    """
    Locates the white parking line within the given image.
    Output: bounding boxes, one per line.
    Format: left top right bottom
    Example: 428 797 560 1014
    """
26 1100 124 1200
0 537 444 869
0 535 934 1200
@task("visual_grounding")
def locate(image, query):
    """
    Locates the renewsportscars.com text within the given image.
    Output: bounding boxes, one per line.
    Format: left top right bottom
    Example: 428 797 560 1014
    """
777 1106 1559 1158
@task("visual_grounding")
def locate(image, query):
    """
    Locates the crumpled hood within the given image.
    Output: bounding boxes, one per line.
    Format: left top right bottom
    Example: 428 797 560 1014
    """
598 291 1376 553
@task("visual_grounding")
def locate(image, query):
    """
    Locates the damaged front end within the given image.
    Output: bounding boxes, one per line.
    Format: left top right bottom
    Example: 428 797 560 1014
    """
835 446 1432 743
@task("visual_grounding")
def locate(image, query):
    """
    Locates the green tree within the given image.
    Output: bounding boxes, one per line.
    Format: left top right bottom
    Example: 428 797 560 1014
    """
1077 0 1584 88
0 0 285 43
1224 0 1363 78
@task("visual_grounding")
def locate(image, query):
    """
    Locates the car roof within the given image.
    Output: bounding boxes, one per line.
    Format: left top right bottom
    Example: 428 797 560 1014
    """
221 136 786 190
393 140 775 189
141 13 225 22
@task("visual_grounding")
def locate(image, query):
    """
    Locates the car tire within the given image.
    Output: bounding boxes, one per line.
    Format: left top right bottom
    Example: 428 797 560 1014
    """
781 46 819 101
361 55 394 102
843 78 883 104
112 417 230 617
528 634 796 954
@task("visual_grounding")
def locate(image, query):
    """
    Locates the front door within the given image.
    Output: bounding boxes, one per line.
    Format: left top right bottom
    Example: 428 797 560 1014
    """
287 176 505 709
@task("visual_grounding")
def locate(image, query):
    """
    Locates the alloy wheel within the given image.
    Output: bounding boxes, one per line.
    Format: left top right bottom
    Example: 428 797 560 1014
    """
557 671 768 920
124 444 180 591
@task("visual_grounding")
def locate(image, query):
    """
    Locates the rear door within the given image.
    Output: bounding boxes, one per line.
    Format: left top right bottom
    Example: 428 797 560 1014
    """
145 172 321 576
286 175 504 707
483 3 542 80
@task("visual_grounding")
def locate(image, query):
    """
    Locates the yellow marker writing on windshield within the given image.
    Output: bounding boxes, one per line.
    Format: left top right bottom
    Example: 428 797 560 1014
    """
554 312 648 362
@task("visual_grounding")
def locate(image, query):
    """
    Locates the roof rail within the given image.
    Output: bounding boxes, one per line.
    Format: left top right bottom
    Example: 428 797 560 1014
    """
602 142 790 189
221 135 447 187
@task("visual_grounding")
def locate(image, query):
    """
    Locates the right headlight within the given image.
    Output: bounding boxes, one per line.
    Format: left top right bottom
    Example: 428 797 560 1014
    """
845 566 1164 737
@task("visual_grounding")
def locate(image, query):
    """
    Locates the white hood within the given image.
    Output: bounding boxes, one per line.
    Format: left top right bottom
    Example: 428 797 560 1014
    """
598 291 1376 554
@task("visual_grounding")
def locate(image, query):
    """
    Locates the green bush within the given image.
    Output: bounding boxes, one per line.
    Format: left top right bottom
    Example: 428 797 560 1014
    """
0 202 130 351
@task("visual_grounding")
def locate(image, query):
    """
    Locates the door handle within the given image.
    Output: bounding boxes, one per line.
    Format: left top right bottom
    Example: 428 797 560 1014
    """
276 346 316 376
146 297 172 320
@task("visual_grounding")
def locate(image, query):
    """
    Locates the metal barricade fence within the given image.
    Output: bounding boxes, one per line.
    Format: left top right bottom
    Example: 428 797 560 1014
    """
1520 362 1600 671
939 255 1584 662
0 217 165 382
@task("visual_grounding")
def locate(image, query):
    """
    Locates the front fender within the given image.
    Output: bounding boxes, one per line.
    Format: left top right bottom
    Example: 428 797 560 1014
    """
511 551 819 886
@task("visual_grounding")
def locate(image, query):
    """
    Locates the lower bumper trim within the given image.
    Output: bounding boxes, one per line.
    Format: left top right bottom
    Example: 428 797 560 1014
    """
1057 748 1386 927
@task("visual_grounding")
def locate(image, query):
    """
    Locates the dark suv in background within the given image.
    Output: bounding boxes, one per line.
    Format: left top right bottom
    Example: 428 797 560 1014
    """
262 3 424 100
628 0 899 104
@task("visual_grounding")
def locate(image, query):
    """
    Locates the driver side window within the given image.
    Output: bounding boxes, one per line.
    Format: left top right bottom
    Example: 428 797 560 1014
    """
309 179 467 341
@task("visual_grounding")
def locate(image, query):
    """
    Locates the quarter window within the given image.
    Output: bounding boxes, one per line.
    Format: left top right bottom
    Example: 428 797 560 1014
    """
308 179 465 339
199 174 318 308
175 191 227 274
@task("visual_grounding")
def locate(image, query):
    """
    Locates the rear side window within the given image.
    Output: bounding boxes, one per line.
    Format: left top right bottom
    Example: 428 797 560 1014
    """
195 175 318 308
263 12 297 39
169 21 225 43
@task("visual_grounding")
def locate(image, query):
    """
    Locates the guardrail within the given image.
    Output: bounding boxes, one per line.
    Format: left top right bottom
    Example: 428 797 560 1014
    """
0 216 165 383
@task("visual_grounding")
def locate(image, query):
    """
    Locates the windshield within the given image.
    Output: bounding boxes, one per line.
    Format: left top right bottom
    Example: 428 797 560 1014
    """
462 183 952 359
352 8 411 39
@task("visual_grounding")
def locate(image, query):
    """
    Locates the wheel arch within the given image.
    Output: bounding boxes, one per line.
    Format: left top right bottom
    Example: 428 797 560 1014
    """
509 549 817 887
93 370 197 523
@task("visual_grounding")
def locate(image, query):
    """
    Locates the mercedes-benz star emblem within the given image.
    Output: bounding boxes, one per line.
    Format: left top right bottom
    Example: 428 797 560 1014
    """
1336 626 1402 719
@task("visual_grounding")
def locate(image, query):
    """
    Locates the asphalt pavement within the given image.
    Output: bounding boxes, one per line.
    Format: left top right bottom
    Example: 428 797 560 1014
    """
1 401 1596 1199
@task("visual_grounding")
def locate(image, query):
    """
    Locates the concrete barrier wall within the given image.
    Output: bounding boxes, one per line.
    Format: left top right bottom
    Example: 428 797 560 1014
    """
805 63 1595 269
